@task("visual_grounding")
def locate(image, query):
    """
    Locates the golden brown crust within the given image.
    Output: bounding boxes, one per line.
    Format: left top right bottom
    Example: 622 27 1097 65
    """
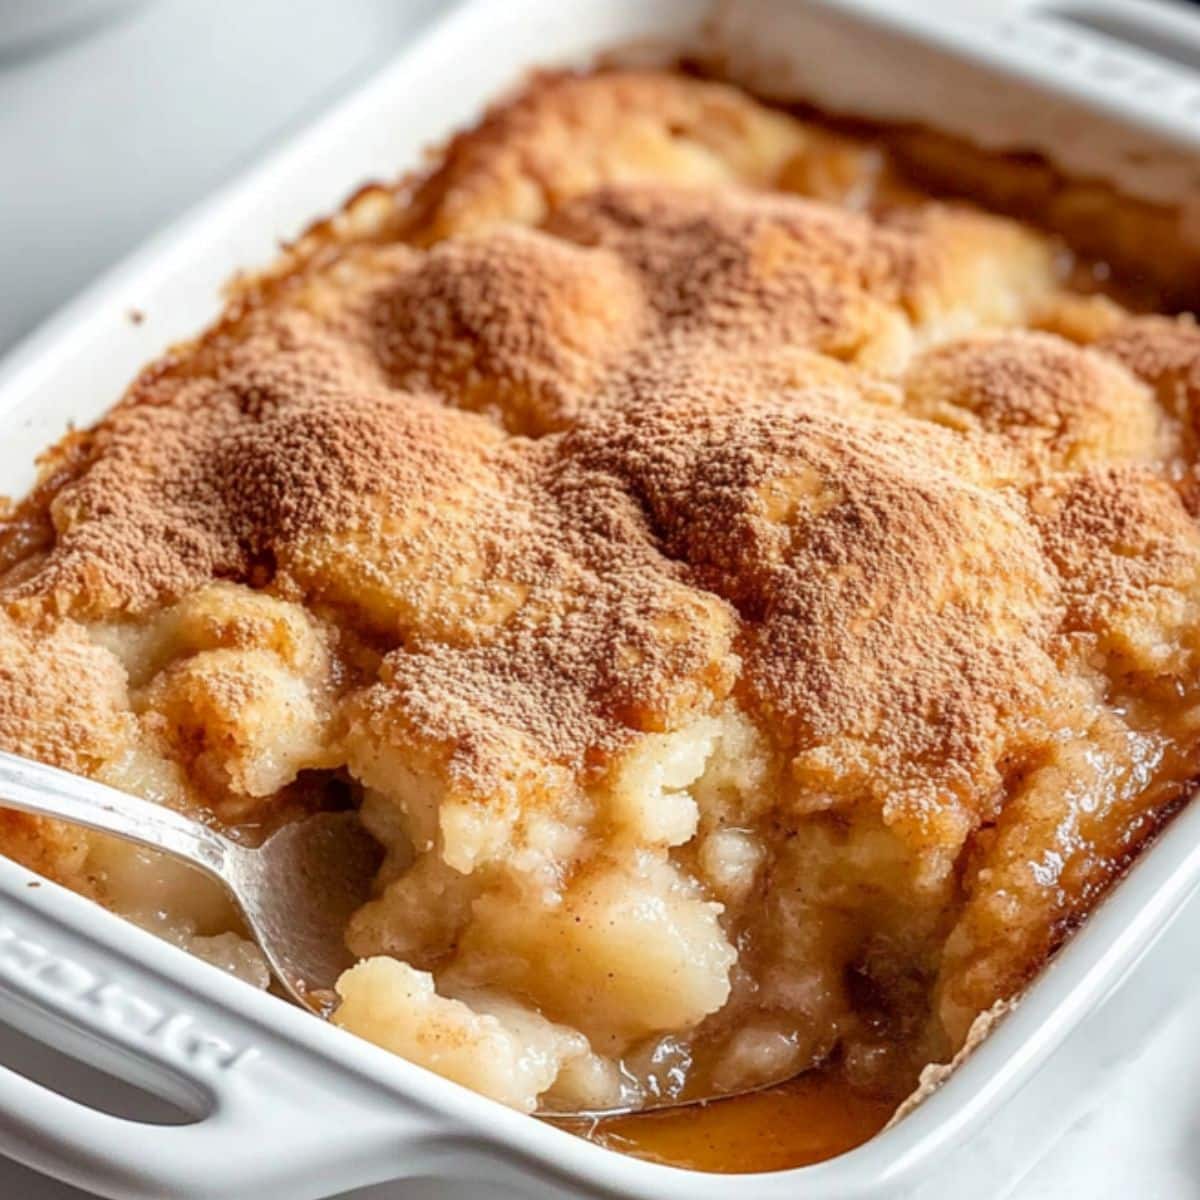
1096 316 1200 439
0 614 131 771
0 168 1068 807
402 70 810 241
365 231 646 434
0 613 130 891
902 331 1164 469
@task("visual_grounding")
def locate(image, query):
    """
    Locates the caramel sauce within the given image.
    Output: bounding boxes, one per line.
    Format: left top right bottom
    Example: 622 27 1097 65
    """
570 1073 895 1173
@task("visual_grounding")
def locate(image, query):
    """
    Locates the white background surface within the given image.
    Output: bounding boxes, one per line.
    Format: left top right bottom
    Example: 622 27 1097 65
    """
0 3 1195 1197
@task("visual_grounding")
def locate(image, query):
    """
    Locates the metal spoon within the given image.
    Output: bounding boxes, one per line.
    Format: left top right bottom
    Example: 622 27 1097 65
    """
0 749 382 1013
0 749 797 1118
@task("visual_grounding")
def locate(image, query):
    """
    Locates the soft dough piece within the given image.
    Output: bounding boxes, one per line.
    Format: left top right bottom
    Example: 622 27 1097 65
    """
334 958 598 1112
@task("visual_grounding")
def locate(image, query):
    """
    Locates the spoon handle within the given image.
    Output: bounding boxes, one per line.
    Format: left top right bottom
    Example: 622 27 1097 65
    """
0 750 229 876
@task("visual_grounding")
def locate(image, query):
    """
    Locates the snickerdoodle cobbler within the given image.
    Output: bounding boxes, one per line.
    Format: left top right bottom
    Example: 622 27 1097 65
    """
3 70 1200 1156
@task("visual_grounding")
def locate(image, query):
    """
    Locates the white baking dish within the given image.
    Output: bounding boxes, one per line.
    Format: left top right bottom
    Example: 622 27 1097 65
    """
2 1 1200 1197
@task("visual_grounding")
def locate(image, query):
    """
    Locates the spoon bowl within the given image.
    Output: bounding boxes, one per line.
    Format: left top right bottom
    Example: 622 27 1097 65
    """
224 811 384 1012
0 750 382 1009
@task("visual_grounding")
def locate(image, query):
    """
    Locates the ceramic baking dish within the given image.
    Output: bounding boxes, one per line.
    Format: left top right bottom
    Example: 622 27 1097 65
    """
2 1 1200 1197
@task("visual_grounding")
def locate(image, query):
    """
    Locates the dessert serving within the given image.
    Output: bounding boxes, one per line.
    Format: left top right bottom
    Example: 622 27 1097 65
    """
2 66 1200 1170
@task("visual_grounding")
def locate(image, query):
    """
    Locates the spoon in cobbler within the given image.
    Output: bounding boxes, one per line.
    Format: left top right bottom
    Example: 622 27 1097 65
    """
0 749 383 1016
0 749 803 1118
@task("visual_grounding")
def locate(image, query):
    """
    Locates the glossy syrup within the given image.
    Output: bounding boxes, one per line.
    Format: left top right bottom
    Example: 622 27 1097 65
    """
573 1072 895 1173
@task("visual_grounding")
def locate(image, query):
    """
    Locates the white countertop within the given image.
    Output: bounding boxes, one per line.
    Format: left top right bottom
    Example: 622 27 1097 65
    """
0 3 1196 1197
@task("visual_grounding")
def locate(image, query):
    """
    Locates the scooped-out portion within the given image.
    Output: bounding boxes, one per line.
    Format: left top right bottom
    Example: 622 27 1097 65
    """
3 69 1200 1158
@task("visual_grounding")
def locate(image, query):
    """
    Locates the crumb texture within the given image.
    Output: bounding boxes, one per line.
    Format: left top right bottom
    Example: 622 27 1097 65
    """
3 69 1200 1119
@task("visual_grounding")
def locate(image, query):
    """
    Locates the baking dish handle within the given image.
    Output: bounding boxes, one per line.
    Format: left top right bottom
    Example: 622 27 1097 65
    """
0 869 468 1200
0 1062 407 1200
0 1059 455 1200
